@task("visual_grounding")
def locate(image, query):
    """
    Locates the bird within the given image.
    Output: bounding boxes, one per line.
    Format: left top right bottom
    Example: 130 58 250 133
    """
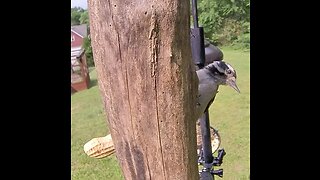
195 60 240 120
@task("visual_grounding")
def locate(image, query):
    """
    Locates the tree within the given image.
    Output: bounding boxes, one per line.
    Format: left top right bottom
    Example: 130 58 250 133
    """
71 7 85 25
197 0 250 47
80 11 90 25
82 36 94 67
88 0 199 179
80 10 93 66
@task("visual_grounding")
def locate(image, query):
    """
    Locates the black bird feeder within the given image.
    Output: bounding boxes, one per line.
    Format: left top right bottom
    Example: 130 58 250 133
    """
190 0 226 179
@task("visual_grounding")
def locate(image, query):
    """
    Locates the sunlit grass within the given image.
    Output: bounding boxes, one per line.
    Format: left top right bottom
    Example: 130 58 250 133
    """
209 47 250 179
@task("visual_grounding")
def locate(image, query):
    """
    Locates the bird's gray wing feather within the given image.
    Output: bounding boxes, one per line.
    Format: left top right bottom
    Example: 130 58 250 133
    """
196 70 219 117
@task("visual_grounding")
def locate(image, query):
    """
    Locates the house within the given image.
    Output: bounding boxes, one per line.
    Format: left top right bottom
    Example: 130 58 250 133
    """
71 24 88 51
71 24 90 93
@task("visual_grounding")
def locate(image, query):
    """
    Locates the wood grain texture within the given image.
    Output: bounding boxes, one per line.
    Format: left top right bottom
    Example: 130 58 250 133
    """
88 0 199 179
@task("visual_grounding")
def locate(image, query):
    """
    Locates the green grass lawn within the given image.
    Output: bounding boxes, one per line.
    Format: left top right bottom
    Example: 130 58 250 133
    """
209 47 250 179
71 47 250 180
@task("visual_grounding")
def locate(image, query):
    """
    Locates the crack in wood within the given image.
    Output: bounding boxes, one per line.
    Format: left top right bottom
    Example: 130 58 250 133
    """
148 8 167 180
149 10 159 78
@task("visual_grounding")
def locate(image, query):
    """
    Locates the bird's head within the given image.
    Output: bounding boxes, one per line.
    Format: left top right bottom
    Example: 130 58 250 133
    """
205 61 240 93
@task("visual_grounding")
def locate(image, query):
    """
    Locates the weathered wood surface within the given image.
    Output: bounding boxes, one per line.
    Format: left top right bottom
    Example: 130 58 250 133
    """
88 0 199 179
84 124 221 159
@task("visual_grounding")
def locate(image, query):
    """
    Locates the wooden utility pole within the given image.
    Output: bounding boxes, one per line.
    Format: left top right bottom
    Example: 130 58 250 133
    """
88 0 199 179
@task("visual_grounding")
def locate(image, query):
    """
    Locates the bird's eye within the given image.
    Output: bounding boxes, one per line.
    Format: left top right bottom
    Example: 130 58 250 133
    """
226 69 232 74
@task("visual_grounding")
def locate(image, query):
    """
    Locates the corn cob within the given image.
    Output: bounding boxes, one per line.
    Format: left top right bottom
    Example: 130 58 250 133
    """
83 134 115 159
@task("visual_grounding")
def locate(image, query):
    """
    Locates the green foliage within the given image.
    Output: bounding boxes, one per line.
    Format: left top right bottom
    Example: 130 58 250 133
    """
83 36 94 67
79 11 89 26
198 0 250 49
71 7 85 25
232 33 250 50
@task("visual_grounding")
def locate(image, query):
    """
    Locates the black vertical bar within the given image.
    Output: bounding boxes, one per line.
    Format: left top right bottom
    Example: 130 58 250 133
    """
191 0 199 28
190 0 215 179
190 0 213 166
200 111 213 163
190 27 205 68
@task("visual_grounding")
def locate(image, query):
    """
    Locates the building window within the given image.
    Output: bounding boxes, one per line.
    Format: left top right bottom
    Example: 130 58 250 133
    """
71 35 75 42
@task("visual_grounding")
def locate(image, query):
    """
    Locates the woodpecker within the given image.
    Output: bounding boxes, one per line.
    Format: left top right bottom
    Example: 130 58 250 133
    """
196 60 240 120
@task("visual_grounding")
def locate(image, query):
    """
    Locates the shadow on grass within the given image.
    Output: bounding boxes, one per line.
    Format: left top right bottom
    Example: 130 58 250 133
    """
89 79 98 88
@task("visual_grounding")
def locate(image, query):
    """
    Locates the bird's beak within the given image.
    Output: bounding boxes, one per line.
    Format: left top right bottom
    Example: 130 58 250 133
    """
226 77 240 93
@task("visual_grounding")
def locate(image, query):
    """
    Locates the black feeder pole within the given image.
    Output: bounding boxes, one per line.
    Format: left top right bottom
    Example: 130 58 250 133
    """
190 0 225 179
